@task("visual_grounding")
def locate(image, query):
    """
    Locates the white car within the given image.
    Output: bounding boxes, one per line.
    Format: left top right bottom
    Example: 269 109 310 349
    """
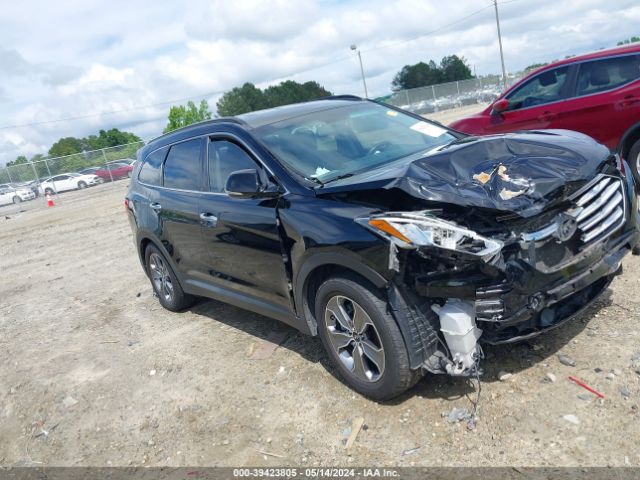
38 173 101 195
0 186 36 206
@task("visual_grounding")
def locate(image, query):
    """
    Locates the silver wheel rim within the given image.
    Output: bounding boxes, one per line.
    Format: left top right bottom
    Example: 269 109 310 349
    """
149 253 174 302
636 151 640 179
324 295 385 382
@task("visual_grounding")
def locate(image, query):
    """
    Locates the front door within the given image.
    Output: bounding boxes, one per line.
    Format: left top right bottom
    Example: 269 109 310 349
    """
484 65 573 134
198 137 291 310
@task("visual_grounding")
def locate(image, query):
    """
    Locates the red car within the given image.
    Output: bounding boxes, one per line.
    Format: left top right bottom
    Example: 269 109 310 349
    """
450 44 640 184
94 162 133 181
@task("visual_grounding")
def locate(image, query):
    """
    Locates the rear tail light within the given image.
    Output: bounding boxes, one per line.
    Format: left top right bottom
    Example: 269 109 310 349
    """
124 198 130 211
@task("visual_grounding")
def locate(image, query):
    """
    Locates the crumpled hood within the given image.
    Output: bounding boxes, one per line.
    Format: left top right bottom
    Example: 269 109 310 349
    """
318 129 611 217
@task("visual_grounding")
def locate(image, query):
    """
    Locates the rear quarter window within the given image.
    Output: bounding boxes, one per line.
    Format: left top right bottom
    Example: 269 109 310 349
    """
576 54 640 96
138 147 168 186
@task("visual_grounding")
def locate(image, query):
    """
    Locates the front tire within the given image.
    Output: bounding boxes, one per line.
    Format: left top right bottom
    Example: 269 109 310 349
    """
13 196 21 204
44 188 54 195
145 244 195 312
315 274 420 401
628 139 640 187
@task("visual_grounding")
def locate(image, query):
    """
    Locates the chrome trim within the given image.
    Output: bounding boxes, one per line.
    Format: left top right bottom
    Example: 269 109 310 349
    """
520 222 557 242
137 132 287 196
521 174 627 246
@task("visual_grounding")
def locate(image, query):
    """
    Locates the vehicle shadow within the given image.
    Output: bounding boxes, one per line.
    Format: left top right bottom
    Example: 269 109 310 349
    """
188 288 612 406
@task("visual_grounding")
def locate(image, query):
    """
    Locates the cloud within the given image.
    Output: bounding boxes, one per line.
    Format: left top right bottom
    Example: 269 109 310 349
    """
0 46 35 76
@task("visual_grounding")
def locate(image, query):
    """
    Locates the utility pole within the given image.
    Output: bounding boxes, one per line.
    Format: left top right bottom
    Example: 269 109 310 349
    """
351 45 369 98
493 0 508 88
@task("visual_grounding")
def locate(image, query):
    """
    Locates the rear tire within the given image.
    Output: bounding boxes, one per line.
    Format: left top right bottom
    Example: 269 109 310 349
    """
315 273 421 401
629 138 640 188
144 244 195 312
78 181 87 189
13 196 21 204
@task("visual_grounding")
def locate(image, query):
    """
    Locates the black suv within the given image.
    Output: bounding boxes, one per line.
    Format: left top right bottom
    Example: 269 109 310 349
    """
126 97 639 400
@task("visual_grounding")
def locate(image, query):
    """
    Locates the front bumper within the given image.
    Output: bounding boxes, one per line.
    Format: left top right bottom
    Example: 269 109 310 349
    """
18 192 35 201
411 174 640 345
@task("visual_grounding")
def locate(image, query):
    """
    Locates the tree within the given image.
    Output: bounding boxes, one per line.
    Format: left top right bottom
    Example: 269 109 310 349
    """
263 80 331 108
617 36 640 45
216 83 269 117
48 137 83 157
164 100 212 133
216 80 332 116
524 62 548 71
391 55 473 91
439 55 473 83
83 129 141 150
392 61 441 91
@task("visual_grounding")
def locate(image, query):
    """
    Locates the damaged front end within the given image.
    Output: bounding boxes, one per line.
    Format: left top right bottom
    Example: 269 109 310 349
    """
354 171 639 378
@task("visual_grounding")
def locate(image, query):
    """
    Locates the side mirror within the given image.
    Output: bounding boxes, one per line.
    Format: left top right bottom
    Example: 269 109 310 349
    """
492 98 509 114
225 169 279 199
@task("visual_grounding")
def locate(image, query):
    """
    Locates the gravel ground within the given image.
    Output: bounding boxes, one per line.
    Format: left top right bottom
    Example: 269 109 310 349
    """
1 126 639 468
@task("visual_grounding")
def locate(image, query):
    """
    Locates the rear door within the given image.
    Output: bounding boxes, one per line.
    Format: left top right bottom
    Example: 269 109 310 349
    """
198 136 292 310
547 53 640 149
484 65 573 133
156 138 208 281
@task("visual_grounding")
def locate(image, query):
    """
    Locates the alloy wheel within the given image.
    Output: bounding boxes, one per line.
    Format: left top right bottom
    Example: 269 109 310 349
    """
149 252 174 302
324 295 385 382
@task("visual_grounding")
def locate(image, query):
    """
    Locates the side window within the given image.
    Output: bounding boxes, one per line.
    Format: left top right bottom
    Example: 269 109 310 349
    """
506 66 570 110
208 140 258 193
55 175 69 181
576 55 640 96
139 147 168 186
163 139 202 190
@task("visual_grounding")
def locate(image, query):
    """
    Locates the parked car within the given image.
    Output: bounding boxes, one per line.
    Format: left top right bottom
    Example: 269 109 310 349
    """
0 185 36 205
15 180 41 197
450 44 640 184
94 162 133 181
126 97 639 400
38 173 100 195
78 166 101 176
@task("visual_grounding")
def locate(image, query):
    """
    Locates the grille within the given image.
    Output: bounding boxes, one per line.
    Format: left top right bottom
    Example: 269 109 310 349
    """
571 175 626 244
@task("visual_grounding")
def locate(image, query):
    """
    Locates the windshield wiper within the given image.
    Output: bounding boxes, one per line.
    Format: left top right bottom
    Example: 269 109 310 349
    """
305 176 325 187
320 173 355 186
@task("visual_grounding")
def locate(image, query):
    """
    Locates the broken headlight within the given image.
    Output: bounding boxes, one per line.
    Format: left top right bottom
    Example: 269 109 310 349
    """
357 212 503 260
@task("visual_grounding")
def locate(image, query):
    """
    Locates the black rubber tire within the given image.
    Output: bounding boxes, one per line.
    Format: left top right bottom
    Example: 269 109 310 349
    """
45 188 54 195
628 139 640 188
78 181 87 189
13 196 21 204
315 273 421 401
144 244 195 312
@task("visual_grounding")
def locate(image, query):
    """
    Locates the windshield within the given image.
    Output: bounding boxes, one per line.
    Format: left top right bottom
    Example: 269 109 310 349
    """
254 102 456 183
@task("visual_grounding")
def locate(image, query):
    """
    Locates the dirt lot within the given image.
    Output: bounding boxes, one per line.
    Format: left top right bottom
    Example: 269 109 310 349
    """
1 124 640 468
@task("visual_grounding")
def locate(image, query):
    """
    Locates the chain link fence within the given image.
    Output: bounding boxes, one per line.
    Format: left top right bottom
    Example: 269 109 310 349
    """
383 74 521 115
0 141 144 197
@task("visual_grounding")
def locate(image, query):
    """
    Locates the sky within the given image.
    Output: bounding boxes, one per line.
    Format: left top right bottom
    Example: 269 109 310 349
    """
1 0 639 165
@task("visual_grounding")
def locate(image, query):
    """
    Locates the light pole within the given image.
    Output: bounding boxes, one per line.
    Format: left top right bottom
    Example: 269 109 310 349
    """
350 44 368 98
493 0 508 88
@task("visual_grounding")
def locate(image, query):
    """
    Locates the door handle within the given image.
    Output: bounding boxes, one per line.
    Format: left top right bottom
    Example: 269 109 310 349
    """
199 212 218 227
149 202 162 211
537 111 555 122
619 95 639 108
